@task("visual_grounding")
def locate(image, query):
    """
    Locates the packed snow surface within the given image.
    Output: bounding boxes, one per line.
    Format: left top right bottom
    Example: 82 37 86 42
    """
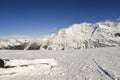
0 47 120 80
0 21 120 50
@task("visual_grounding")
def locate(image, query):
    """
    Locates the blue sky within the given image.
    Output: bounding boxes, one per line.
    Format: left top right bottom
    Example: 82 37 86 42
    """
0 0 120 37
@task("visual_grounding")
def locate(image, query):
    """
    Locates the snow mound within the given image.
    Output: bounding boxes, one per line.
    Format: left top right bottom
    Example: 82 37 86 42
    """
5 59 57 67
0 59 58 76
0 21 120 50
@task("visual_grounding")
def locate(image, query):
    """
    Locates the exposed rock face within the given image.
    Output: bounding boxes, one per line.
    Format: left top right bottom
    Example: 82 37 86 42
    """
0 59 4 68
27 43 40 50
114 33 120 37
0 21 120 50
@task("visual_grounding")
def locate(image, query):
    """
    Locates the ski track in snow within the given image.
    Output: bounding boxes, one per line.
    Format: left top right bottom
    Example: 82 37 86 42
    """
86 51 116 80
0 47 120 80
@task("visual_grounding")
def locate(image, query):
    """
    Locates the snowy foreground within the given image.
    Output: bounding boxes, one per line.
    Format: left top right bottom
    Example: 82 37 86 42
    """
0 47 120 80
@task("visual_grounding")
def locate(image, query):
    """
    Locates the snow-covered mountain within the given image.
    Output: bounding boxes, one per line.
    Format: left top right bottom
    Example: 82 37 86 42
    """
0 35 31 50
0 21 120 50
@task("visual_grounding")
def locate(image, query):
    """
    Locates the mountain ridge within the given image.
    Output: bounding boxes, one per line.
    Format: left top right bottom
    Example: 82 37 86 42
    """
0 21 120 50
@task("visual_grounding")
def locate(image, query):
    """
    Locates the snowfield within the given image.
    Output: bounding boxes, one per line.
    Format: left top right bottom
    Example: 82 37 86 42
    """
0 47 120 80
0 21 120 50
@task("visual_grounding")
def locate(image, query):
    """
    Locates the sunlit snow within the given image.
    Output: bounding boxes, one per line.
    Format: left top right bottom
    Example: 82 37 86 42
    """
0 21 120 50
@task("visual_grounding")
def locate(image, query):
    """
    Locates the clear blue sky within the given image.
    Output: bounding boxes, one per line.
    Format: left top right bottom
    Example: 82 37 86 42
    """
0 0 120 37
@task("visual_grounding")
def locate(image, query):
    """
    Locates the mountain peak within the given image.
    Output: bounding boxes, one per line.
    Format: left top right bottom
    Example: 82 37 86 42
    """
0 21 120 50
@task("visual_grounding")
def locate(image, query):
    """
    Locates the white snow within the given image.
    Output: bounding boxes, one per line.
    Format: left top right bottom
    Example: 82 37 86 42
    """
0 47 120 80
0 21 120 50
0 35 31 50
0 59 58 78
5 59 57 67
0 21 120 80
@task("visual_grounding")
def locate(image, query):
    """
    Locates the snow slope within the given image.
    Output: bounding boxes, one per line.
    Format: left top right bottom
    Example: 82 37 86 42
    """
0 21 120 50
27 21 120 50
0 47 120 80
0 35 31 50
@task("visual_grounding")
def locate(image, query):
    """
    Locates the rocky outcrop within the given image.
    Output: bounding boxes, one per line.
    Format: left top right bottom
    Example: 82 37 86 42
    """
0 59 4 68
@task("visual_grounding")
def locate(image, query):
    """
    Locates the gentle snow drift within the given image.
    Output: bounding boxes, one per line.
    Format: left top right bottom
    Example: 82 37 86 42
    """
0 47 120 80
